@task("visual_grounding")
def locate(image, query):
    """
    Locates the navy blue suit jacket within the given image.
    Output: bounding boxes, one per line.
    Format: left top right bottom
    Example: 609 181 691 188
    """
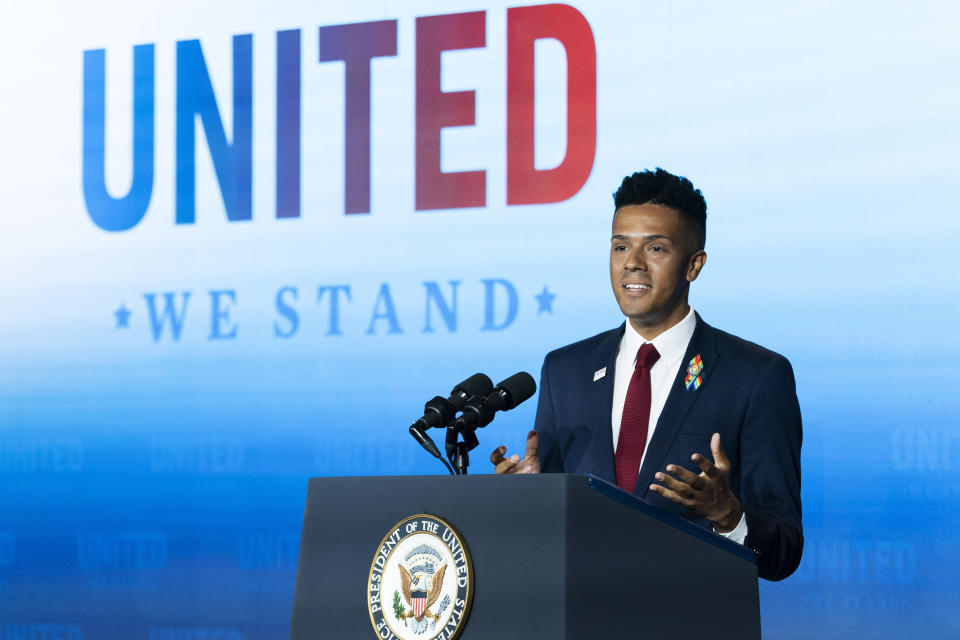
535 314 803 581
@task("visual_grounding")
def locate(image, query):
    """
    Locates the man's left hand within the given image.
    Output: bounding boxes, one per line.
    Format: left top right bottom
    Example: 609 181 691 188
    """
648 432 743 532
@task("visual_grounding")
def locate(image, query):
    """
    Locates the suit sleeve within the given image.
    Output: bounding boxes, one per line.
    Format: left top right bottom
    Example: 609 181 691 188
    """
534 354 564 473
740 355 804 581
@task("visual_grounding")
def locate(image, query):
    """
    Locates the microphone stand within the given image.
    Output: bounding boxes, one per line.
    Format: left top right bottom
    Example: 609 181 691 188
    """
445 426 479 475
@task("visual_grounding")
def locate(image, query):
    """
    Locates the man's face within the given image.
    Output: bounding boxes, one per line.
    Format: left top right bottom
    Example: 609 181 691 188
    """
609 203 706 339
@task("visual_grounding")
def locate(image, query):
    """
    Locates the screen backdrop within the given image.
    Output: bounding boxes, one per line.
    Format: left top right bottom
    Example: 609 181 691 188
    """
1 1 957 638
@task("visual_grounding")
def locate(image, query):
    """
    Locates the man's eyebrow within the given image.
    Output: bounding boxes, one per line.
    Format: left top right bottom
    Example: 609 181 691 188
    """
610 233 674 242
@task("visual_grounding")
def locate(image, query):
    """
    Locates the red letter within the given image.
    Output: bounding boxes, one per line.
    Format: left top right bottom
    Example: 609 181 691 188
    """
507 4 596 205
415 11 486 211
320 20 398 214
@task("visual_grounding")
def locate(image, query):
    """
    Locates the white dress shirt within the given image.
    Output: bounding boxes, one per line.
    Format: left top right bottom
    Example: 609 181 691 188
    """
610 306 748 544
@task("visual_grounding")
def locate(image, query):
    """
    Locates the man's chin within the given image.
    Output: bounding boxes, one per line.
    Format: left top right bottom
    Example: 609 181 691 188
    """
617 302 653 322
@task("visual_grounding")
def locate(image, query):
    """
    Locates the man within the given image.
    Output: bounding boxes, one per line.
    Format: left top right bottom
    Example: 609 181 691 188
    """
490 168 802 581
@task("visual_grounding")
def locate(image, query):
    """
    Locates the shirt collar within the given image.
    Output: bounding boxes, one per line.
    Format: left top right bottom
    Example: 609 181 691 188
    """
622 306 697 365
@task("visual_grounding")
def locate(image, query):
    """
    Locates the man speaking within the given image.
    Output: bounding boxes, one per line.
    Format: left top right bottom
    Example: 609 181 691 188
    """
491 168 802 581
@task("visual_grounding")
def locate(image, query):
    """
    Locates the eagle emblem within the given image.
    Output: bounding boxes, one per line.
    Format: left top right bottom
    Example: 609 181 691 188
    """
396 544 451 635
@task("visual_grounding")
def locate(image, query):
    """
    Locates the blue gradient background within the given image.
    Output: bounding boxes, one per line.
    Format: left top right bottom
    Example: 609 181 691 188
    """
0 1 957 638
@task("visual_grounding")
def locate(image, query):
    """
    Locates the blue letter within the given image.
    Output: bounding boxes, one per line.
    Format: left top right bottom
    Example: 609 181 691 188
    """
208 290 238 339
274 286 299 338
367 283 403 334
317 285 351 336
277 29 301 219
422 280 459 333
144 292 191 341
481 279 518 330
82 45 155 231
176 35 253 224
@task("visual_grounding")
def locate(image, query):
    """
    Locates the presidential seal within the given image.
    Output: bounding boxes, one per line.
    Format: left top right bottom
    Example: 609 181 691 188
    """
367 514 473 640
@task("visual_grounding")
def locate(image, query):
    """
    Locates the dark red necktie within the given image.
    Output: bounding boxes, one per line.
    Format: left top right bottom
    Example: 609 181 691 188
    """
615 342 660 492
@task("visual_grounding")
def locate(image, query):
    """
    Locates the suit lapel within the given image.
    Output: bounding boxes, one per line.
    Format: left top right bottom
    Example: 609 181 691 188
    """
587 324 623 483
635 315 718 497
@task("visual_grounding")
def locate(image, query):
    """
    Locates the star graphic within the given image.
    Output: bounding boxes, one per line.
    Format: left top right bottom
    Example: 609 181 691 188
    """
534 286 556 314
114 304 131 329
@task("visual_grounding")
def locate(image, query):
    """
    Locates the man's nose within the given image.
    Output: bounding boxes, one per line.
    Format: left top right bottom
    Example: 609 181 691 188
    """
624 248 646 270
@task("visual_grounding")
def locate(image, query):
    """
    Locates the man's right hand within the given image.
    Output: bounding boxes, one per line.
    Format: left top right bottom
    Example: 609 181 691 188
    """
490 430 541 474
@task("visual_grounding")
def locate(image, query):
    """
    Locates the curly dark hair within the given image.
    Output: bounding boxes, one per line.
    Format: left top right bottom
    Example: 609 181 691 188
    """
612 168 707 250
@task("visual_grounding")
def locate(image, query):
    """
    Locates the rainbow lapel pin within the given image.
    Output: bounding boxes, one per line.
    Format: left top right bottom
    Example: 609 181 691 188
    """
684 354 704 391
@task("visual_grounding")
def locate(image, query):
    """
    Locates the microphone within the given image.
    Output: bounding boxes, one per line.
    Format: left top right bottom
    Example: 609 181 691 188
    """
452 372 537 432
411 373 493 432
409 374 494 473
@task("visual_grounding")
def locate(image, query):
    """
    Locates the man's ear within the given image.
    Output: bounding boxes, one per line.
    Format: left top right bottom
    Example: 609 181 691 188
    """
686 250 707 282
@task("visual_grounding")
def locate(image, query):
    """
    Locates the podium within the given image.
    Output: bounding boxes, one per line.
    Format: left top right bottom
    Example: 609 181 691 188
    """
290 474 760 639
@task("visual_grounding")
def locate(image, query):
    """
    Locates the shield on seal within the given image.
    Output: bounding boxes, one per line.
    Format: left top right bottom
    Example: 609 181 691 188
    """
411 588 427 618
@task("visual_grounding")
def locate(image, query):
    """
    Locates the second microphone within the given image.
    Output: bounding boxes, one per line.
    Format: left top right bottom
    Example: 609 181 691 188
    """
452 372 537 432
